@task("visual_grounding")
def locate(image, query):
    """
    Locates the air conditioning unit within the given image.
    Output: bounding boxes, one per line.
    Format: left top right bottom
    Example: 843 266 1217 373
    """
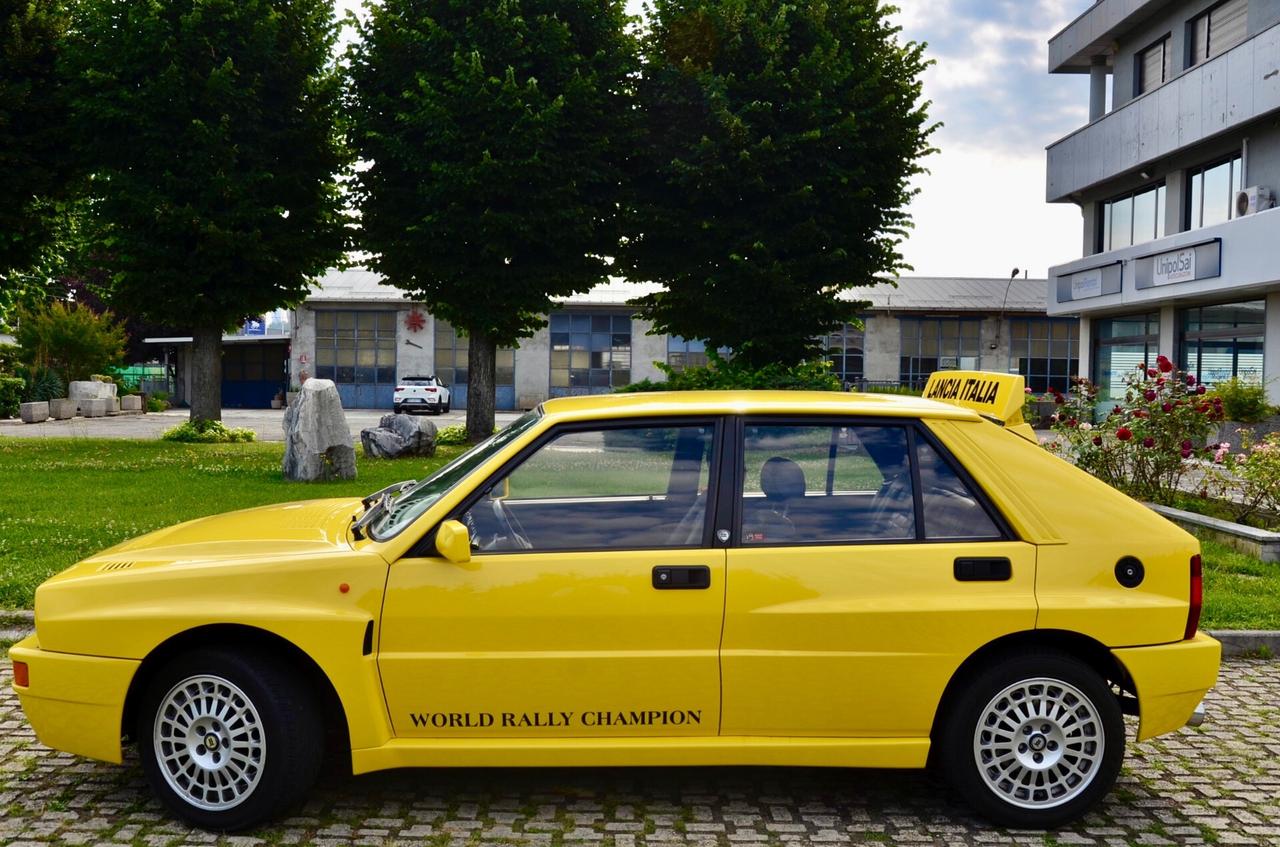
1235 186 1274 217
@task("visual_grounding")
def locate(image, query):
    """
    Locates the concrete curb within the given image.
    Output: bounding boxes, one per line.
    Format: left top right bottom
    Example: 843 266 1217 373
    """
1209 630 1280 658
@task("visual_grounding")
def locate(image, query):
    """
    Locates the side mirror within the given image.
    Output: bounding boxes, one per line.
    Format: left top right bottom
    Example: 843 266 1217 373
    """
435 519 471 564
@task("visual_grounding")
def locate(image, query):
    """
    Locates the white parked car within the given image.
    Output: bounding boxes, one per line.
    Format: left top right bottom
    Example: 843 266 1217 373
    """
392 376 450 415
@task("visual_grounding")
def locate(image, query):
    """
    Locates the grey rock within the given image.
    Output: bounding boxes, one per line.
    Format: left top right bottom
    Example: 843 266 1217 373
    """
19 401 49 424
48 398 76 420
282 379 357 481
360 413 438 459
68 380 116 414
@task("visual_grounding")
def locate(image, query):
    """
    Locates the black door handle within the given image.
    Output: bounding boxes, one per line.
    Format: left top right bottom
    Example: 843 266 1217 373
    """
652 565 711 590
954 557 1012 582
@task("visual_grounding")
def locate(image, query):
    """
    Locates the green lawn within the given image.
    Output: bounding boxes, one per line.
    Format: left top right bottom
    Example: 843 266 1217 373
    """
0 438 465 609
0 438 1275 631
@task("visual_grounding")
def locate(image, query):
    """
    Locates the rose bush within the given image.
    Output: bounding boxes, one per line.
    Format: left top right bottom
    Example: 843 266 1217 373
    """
1203 430 1280 523
1046 355 1223 504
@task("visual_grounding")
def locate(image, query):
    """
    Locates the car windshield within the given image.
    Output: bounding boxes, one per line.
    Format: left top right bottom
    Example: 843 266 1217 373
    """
368 409 542 540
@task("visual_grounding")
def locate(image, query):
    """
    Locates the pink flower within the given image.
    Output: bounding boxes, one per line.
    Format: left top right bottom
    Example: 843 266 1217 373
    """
1116 427 1133 441
1214 445 1229 463
1024 387 1032 394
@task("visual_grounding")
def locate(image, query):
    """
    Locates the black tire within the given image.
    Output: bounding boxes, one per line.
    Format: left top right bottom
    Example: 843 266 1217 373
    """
137 648 323 831
443 402 450 413
937 650 1125 829
393 405 402 415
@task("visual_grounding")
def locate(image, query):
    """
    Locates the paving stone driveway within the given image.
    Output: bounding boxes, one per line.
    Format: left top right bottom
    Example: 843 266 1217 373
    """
1 659 1277 847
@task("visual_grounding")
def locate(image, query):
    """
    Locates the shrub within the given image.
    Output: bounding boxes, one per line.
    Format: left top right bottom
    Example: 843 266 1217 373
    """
25 367 64 402
616 350 842 393
0 375 23 418
435 424 468 446
161 419 256 443
1207 377 1273 423
146 396 170 412
13 302 127 383
1047 354 1223 505
1203 431 1280 523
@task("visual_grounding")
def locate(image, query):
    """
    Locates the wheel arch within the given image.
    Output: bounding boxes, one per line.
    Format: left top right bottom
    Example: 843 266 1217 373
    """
121 623 351 762
929 629 1131 751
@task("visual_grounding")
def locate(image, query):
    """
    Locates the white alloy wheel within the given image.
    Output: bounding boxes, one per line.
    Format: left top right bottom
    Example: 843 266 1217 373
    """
972 676 1104 809
153 674 266 811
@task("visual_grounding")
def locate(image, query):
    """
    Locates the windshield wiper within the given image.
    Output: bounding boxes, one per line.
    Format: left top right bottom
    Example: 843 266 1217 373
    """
351 479 417 540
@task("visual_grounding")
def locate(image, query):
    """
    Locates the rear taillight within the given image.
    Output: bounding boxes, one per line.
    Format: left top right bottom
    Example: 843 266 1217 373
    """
1184 553 1203 640
395 386 404 391
426 387 437 393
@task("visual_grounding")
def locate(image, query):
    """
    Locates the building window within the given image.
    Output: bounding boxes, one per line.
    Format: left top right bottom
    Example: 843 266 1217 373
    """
1099 183 1166 252
313 310 397 385
667 336 709 372
899 318 981 390
823 323 865 385
1179 300 1265 386
1187 154 1244 230
1008 319 1080 393
1093 312 1159 414
550 311 631 395
1137 36 1169 95
434 319 515 395
1189 0 1248 67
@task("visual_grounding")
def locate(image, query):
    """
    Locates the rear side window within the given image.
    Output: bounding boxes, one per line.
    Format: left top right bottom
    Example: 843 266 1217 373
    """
915 439 1001 540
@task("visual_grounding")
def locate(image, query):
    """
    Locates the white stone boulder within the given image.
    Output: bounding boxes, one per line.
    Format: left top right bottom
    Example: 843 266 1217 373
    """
68 380 116 414
48 398 77 419
82 398 108 418
361 414 438 459
20 401 49 423
282 379 357 481
120 395 143 412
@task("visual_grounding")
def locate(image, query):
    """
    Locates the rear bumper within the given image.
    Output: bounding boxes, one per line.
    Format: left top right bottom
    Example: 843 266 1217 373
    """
9 634 140 764
1112 632 1221 741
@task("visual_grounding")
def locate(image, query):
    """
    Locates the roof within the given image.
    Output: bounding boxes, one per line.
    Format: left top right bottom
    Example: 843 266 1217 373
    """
537 390 981 423
304 269 1049 314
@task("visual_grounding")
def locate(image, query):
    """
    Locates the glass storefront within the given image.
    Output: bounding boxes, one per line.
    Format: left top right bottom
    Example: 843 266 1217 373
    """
1093 312 1159 414
1178 300 1265 386
1008 318 1080 393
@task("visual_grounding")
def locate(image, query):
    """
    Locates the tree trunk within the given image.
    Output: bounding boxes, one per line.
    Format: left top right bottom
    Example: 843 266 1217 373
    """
466 328 496 443
189 325 223 422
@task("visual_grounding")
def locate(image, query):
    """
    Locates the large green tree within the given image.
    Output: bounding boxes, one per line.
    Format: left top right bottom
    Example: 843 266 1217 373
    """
66 0 350 421
347 0 637 441
623 0 935 367
0 0 77 316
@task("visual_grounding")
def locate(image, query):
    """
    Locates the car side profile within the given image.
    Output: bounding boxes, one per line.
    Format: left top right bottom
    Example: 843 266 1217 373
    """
10 372 1220 832
392 375 450 415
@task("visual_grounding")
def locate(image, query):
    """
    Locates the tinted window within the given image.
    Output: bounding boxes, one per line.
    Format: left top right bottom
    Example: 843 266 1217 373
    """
739 424 915 544
462 424 714 552
915 440 1000 540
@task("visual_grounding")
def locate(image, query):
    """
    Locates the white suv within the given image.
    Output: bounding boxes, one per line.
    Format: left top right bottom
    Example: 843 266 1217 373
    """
392 376 451 415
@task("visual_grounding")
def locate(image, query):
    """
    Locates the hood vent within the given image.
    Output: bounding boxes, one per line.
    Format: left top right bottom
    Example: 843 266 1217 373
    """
96 561 134 572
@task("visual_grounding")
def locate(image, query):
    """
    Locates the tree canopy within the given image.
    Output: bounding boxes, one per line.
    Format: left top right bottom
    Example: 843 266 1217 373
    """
66 0 350 419
347 0 638 439
622 0 935 367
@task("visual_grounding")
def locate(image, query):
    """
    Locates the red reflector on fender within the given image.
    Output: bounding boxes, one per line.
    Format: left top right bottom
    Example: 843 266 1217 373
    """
1185 553 1203 641
12 661 29 687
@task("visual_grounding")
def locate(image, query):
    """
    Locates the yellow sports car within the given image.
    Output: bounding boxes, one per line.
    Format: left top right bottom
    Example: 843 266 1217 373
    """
10 372 1220 831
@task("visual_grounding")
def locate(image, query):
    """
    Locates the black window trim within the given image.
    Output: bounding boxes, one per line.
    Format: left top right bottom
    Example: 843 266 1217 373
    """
1097 180 1167 254
1184 151 1244 231
409 415 728 558
729 415 1017 549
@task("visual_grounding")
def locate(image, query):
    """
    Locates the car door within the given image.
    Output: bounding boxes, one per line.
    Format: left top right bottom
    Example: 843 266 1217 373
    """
379 418 727 738
720 418 1037 738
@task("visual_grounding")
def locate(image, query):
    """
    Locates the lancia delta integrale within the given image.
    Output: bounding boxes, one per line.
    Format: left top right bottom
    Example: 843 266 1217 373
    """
10 372 1220 831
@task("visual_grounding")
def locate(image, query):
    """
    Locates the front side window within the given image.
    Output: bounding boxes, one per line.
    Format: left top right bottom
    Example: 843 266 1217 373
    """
461 423 715 552
738 423 1002 546
1187 155 1244 230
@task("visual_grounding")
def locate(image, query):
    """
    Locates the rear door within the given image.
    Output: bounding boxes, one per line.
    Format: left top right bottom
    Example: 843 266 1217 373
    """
721 418 1037 738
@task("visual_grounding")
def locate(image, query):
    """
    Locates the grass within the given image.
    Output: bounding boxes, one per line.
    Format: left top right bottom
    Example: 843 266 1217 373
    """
0 438 1276 631
0 438 466 609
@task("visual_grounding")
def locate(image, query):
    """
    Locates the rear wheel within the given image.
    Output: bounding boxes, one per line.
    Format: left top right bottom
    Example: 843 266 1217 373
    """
138 648 322 831
938 651 1124 829
393 404 402 414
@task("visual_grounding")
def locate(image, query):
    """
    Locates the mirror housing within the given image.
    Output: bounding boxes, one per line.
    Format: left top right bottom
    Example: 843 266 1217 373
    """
435 519 471 564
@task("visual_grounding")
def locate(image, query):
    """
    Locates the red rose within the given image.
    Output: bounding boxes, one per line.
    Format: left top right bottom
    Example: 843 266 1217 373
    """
1162 403 1173 413
1196 384 1207 395
1157 377 1166 386
1181 440 1193 450
1142 436 1155 448
1186 374 1197 386
1157 355 1174 373
1147 368 1159 378
1116 427 1133 441
1143 390 1157 402
1067 418 1078 427
1181 448 1192 458
1054 393 1065 405
1093 436 1103 446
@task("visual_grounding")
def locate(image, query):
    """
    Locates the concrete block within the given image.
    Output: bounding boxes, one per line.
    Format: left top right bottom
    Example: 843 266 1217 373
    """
82 398 109 418
19 401 49 424
48 398 77 420
69 380 117 414
120 395 143 412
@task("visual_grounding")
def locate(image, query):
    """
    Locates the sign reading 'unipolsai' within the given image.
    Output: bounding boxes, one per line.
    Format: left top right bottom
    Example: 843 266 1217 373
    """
1152 248 1196 286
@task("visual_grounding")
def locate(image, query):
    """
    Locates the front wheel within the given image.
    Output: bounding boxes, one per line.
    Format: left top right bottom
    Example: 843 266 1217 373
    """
937 652 1125 829
138 648 323 831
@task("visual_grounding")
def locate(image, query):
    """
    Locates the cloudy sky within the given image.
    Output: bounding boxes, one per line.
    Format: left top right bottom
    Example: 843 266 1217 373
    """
337 0 1094 280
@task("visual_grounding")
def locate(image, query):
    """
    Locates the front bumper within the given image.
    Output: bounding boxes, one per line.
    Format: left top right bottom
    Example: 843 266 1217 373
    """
9 634 140 763
1112 631 1221 741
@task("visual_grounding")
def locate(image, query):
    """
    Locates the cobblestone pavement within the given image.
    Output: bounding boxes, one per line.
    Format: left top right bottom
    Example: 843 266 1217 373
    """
2 659 1277 847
